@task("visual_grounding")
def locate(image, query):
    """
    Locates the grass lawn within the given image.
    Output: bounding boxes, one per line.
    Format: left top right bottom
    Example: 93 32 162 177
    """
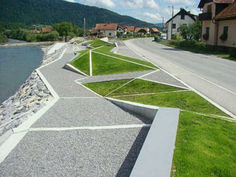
87 39 114 48
70 51 90 75
172 111 236 177
92 52 153 76
70 39 157 76
83 76 235 176
108 79 184 96
83 79 131 96
94 46 158 68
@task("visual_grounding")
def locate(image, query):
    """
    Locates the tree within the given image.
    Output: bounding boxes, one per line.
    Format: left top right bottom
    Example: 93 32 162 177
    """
178 20 202 40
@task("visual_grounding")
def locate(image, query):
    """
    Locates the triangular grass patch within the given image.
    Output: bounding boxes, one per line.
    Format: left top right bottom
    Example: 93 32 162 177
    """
83 79 132 96
92 52 153 76
109 79 186 96
94 46 158 69
117 91 229 117
70 51 90 75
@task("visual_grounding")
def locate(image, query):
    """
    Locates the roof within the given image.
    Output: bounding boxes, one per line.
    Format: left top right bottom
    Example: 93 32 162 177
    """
42 28 52 33
198 0 234 8
134 27 149 33
166 8 196 24
126 26 135 32
151 28 159 33
215 1 236 20
95 23 118 30
30 29 40 33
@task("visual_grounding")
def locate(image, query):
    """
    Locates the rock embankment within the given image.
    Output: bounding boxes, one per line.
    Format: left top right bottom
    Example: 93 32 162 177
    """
0 42 67 136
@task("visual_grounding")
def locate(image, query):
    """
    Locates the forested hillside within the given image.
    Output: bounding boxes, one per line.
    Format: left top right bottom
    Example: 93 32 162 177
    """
0 0 155 28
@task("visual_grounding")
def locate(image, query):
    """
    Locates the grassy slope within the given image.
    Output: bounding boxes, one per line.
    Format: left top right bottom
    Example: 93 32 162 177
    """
172 111 236 177
70 51 90 75
92 52 153 76
83 79 131 96
83 77 235 177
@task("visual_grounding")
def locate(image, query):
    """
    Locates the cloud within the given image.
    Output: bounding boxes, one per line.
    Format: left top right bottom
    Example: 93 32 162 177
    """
64 0 77 3
72 0 116 8
143 12 162 23
124 0 159 9
163 0 194 6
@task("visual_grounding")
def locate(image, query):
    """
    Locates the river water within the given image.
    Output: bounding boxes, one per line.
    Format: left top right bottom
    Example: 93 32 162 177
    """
0 39 44 103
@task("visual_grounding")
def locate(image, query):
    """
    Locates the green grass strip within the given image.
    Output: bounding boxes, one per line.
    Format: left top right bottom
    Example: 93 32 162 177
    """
92 52 153 76
70 51 90 75
83 79 132 96
172 111 236 177
116 91 228 117
109 79 184 96
94 45 158 68
87 39 114 47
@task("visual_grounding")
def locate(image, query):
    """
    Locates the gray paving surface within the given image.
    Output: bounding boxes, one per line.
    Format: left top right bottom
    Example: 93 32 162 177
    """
0 41 186 176
78 70 154 83
0 128 149 177
140 70 188 88
32 98 151 128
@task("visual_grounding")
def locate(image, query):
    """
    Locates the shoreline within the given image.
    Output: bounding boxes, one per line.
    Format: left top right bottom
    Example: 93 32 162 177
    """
0 42 67 136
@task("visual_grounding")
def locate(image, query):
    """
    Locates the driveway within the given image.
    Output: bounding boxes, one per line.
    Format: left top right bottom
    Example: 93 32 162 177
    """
123 38 236 118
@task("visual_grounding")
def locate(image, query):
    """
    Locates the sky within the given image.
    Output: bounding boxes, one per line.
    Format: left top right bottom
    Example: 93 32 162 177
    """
64 0 202 24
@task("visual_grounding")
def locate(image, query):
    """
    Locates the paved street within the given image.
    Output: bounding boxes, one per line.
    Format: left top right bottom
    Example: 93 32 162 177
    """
124 38 236 118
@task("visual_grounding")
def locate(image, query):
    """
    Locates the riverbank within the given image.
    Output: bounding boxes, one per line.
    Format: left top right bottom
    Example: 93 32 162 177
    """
0 42 67 136
0 41 54 47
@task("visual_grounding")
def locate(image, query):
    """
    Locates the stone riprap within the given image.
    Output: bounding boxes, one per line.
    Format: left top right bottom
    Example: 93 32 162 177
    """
0 42 67 136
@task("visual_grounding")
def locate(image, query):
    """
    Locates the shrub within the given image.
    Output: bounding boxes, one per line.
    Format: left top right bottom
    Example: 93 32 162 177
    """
230 45 236 58
220 33 228 41
202 33 209 40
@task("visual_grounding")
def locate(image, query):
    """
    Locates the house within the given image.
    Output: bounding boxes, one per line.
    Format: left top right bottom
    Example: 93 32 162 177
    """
150 28 160 35
134 27 150 34
42 28 52 33
126 26 135 34
117 25 127 34
198 0 235 47
30 29 40 34
94 23 118 38
165 8 196 40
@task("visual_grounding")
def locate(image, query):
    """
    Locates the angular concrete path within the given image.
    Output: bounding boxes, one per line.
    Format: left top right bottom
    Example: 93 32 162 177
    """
0 42 184 176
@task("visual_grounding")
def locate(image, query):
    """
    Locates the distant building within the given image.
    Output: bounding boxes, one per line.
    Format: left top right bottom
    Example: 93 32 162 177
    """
30 29 40 34
198 0 236 47
117 25 127 34
150 28 160 35
42 28 52 33
134 27 150 34
165 8 196 40
94 23 118 38
126 26 135 34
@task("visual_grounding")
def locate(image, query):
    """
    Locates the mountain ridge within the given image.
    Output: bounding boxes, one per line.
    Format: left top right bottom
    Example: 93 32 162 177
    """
0 0 155 28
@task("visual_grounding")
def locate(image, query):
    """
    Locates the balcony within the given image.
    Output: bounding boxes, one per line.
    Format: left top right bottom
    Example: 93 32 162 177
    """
199 12 212 21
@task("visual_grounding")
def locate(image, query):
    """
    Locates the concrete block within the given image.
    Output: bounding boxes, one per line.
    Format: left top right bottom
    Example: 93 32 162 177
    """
130 107 180 177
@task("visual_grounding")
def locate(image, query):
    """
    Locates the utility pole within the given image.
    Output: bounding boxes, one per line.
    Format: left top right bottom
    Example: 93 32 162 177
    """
83 18 86 39
168 5 174 40
161 17 165 32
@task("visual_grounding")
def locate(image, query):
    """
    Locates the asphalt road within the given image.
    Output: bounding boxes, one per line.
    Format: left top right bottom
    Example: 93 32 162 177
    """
124 38 236 118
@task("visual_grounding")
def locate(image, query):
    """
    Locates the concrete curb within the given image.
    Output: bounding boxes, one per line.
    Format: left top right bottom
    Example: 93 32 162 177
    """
130 107 180 177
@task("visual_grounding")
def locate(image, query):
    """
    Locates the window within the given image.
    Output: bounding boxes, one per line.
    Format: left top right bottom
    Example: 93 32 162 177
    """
109 33 112 36
223 26 228 35
206 27 210 35
172 24 176 29
181 14 185 20
207 5 212 12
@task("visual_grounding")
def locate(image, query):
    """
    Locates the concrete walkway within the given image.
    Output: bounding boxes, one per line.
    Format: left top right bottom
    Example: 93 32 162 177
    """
0 42 184 176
